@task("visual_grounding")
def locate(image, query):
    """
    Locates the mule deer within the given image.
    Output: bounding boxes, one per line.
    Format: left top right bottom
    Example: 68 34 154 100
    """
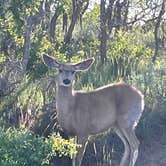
42 53 144 166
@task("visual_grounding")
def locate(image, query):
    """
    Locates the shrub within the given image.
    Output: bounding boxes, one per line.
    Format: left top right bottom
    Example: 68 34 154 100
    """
0 127 76 166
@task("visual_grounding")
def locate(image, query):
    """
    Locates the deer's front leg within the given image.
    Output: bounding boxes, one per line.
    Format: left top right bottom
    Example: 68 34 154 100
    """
73 136 88 166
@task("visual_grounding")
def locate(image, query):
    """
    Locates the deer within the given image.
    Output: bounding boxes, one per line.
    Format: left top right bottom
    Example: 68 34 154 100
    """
42 53 144 166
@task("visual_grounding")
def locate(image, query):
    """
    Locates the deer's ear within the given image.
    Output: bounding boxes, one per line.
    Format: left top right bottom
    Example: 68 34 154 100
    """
42 53 60 68
73 58 95 71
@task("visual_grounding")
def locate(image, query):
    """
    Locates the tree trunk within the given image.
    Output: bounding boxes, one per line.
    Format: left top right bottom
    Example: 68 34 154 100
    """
153 0 165 62
22 17 32 78
64 0 80 44
100 0 107 64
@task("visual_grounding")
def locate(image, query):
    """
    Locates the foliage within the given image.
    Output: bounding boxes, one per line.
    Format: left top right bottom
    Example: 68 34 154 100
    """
0 55 6 63
75 29 154 89
0 127 77 166
0 0 166 165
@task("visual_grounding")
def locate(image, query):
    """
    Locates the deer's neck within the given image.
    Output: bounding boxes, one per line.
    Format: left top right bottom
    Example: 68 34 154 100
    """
56 85 74 113
56 85 76 134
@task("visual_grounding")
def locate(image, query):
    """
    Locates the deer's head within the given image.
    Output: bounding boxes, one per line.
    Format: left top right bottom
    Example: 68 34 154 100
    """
42 53 94 87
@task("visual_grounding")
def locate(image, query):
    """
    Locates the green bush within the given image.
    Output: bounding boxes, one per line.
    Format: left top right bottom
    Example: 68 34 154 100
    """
0 128 77 166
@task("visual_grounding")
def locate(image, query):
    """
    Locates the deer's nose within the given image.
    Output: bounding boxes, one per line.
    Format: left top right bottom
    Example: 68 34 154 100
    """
63 79 71 85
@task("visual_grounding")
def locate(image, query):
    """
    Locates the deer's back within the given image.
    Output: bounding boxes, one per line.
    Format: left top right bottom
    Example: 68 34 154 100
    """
95 82 144 128
74 82 144 135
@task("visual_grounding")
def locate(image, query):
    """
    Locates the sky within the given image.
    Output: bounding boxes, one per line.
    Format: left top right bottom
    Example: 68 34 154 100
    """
88 0 100 10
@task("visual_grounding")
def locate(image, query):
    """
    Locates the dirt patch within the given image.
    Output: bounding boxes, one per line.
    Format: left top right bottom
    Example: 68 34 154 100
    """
136 141 166 166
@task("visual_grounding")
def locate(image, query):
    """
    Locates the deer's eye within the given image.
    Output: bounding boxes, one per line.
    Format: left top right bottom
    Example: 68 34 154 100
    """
72 71 75 74
59 69 63 73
